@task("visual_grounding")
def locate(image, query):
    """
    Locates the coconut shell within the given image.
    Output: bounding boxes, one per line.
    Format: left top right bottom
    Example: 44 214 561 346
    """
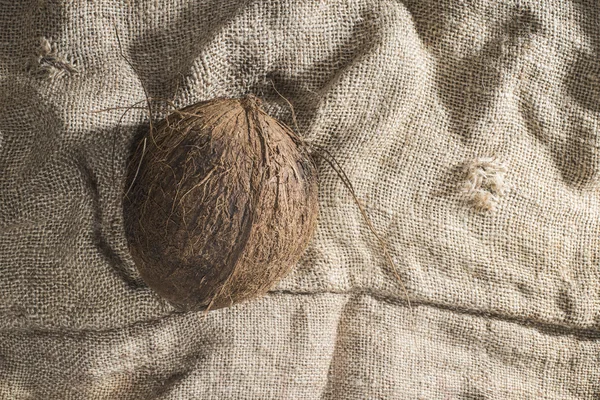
123 96 318 311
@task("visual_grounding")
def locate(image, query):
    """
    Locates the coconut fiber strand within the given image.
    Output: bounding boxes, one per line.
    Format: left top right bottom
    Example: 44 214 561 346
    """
2 0 600 399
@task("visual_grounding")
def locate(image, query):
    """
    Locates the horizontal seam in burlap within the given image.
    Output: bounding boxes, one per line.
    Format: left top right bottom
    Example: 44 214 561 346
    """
3 291 599 340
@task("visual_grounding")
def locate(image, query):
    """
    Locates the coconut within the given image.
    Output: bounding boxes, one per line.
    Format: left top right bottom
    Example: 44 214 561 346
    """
123 95 319 311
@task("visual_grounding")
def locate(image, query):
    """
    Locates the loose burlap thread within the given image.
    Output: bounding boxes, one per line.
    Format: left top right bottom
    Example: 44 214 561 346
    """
2 0 600 398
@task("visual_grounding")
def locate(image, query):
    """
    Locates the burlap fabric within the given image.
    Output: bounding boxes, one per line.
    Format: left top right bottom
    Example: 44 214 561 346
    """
2 0 600 398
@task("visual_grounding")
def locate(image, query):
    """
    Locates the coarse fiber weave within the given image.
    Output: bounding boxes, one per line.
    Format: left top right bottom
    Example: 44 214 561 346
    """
2 0 600 398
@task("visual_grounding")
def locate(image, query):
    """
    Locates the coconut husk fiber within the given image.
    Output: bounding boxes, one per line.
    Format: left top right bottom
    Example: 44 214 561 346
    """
3 0 600 399
124 96 318 311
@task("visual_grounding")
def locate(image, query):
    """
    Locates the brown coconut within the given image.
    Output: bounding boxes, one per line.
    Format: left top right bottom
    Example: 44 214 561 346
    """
123 95 319 311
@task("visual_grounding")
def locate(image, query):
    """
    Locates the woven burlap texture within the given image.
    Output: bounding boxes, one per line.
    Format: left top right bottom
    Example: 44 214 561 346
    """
2 0 600 398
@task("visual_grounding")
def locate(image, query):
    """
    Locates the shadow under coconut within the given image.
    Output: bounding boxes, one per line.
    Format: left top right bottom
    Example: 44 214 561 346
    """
75 145 146 290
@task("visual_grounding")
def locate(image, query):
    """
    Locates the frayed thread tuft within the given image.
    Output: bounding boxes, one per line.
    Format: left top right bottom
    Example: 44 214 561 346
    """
27 37 78 80
460 157 507 212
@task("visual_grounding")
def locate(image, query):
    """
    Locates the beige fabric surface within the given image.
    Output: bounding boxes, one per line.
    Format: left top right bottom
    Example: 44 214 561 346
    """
2 0 600 398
